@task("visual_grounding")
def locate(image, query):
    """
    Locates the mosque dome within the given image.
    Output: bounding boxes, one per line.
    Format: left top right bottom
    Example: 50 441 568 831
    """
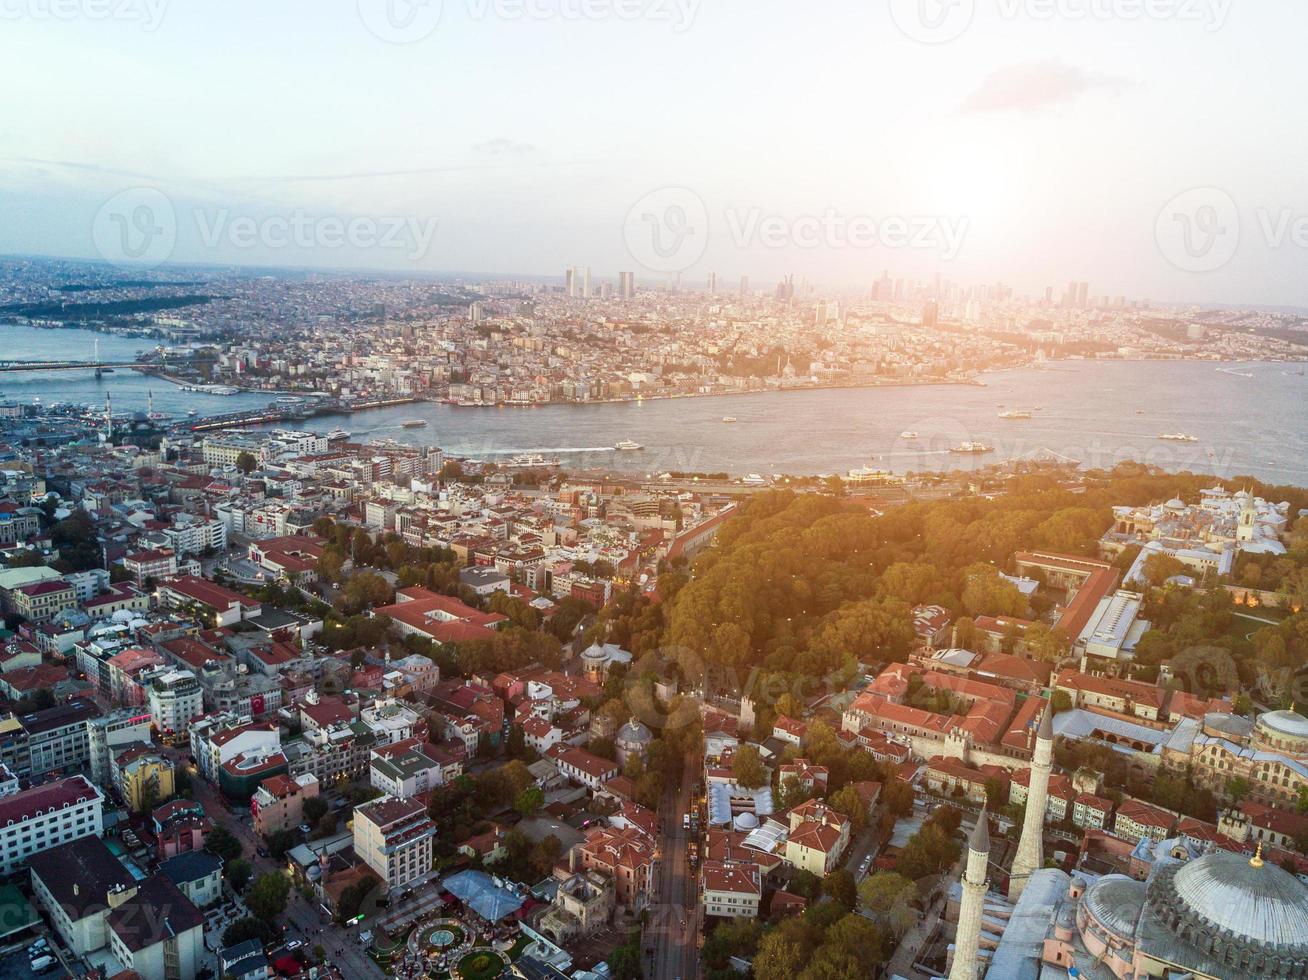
1150 849 1308 971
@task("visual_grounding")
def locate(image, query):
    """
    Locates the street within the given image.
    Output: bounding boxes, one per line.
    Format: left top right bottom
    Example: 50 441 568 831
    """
652 750 700 980
175 757 383 978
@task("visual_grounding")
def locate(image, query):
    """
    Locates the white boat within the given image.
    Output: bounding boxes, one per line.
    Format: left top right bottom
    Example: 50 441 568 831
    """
950 442 994 454
998 410 1032 420
327 428 350 441
400 419 429 429
1158 433 1198 442
505 453 562 468
615 440 644 451
722 416 737 423
899 430 919 439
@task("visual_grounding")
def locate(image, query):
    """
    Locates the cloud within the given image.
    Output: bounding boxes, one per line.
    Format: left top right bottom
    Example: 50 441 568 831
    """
472 138 536 157
958 60 1133 115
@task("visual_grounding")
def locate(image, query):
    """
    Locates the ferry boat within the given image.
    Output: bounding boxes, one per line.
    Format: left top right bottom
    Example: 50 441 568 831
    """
950 442 994 454
998 410 1032 420
1158 433 1198 442
327 428 351 441
506 453 562 468
614 440 644 451
400 419 429 429
899 430 919 439
722 416 737 423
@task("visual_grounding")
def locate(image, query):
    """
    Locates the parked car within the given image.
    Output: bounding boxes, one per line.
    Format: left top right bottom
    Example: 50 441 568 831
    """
30 955 55 974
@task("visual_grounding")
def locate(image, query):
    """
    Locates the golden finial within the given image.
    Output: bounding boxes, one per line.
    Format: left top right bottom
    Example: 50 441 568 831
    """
1250 843 1264 869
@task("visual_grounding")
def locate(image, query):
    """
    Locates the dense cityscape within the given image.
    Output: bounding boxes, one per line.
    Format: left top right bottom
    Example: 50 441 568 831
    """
3 2 1308 980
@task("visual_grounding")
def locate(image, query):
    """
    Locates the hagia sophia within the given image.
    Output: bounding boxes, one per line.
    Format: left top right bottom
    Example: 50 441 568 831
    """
943 708 1308 979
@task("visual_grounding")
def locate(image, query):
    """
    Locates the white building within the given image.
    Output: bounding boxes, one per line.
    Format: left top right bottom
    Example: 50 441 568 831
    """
359 699 422 745
147 668 204 736
701 860 762 918
0 776 103 875
353 795 437 894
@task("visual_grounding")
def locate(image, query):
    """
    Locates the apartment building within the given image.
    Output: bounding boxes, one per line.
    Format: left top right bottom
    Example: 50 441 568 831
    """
251 772 319 837
0 775 104 875
353 795 437 894
147 668 204 736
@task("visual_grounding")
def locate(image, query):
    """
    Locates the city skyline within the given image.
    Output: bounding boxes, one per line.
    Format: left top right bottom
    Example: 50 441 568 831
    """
2 2 1307 306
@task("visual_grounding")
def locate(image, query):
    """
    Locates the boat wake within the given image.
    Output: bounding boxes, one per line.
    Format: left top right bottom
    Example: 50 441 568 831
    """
470 446 617 455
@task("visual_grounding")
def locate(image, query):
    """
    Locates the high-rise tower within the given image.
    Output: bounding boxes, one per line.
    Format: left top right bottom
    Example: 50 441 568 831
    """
1009 707 1054 900
949 807 990 980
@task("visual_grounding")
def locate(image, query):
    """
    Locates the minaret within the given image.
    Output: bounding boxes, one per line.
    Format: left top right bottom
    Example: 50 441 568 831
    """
949 806 990 980
1009 707 1054 901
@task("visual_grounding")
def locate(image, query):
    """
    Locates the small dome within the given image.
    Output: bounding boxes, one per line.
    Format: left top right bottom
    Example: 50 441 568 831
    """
733 812 759 831
1082 874 1146 940
617 718 652 744
1165 497 1186 510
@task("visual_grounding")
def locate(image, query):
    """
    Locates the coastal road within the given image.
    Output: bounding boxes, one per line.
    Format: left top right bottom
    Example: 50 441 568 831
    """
652 750 700 980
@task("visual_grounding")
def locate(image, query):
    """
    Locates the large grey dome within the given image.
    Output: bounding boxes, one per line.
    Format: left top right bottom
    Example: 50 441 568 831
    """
1164 851 1308 951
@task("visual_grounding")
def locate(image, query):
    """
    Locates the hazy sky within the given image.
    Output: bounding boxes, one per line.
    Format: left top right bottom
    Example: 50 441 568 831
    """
2 0 1306 306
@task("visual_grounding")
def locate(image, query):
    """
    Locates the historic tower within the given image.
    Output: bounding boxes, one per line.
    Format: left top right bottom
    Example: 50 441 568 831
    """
949 806 991 980
1009 707 1054 901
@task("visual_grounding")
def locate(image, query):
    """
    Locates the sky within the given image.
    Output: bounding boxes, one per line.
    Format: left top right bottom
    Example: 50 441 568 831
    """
1 0 1306 307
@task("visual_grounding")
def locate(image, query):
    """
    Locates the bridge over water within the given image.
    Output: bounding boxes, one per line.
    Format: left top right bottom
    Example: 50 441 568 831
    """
0 361 142 372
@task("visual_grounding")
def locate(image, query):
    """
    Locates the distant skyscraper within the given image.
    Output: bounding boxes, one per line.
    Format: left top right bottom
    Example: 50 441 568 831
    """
1076 281 1089 308
739 275 750 297
565 267 577 297
469 301 484 323
706 272 717 294
921 300 939 327
582 266 592 298
619 271 635 300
